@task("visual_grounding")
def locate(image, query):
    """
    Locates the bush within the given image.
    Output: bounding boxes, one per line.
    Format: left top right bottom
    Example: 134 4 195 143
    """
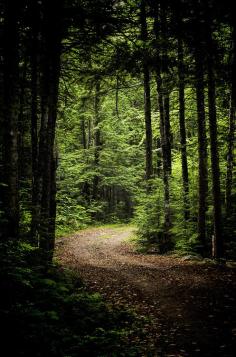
0 241 141 356
134 183 174 253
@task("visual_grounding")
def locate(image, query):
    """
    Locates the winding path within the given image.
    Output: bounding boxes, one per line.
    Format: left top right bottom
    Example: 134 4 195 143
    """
56 225 236 356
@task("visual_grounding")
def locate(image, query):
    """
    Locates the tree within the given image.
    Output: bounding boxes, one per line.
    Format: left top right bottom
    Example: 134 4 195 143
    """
92 79 102 200
0 0 20 240
140 0 153 182
152 0 172 250
177 18 190 222
194 41 208 254
225 23 236 219
38 0 63 259
206 16 223 258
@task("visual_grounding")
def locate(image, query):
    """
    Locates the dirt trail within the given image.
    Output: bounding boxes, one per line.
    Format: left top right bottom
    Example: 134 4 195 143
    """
56 225 236 357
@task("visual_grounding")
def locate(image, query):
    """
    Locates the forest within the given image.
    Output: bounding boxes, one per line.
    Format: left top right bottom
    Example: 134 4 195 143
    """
0 0 236 356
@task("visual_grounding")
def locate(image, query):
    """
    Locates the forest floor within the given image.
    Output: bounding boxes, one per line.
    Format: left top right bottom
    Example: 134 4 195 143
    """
56 225 236 357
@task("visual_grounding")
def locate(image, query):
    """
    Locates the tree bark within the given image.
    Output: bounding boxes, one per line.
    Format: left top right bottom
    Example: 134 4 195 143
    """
178 37 190 221
163 94 172 173
140 0 153 182
195 49 208 254
92 80 102 200
160 4 172 174
206 28 223 258
153 1 171 249
38 0 63 261
0 2 4 234
226 24 236 217
1 0 20 240
30 0 40 244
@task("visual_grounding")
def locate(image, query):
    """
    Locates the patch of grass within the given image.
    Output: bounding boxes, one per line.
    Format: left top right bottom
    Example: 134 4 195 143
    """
123 231 138 243
56 223 136 239
94 223 135 230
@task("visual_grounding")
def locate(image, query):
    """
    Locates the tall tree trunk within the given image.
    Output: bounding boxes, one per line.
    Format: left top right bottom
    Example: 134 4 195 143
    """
153 2 171 249
80 112 91 201
140 0 153 182
0 2 4 232
178 37 190 221
195 49 208 254
38 0 63 261
226 24 236 217
163 94 171 173
156 138 162 177
160 4 172 174
18 61 27 182
81 117 87 149
206 29 223 258
226 98 235 215
1 0 20 240
30 0 40 244
92 80 101 200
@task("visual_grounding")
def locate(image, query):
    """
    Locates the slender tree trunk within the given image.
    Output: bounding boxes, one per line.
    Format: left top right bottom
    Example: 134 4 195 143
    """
30 0 40 244
38 0 63 260
207 30 223 258
178 37 190 221
81 117 87 149
226 100 235 215
88 119 92 148
0 2 4 233
156 138 162 177
153 2 171 249
1 0 20 240
156 69 171 239
18 62 27 181
195 49 208 254
163 94 172 173
160 4 172 174
140 0 153 182
226 25 236 217
115 74 120 119
37 41 50 247
92 80 101 200
80 113 90 201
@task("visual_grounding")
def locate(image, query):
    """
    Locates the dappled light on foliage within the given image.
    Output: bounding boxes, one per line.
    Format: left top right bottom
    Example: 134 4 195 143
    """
0 0 236 355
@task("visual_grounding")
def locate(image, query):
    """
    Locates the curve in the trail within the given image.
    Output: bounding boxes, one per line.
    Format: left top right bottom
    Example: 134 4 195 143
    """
56 225 236 357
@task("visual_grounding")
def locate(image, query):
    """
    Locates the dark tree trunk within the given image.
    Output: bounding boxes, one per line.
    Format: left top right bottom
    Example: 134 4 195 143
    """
163 94 172 173
30 0 40 244
88 119 92 148
153 2 171 249
226 98 235 215
206 29 223 258
92 80 101 200
18 61 27 182
0 3 4 230
226 25 236 217
178 37 190 221
140 0 153 182
1 0 20 240
195 49 208 254
156 138 162 177
80 113 91 200
38 0 63 261
81 117 87 149
160 3 172 175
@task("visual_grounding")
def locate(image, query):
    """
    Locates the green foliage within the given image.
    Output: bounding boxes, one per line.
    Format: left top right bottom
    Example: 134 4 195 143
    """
55 5 236 258
134 180 170 253
56 77 145 233
0 241 142 356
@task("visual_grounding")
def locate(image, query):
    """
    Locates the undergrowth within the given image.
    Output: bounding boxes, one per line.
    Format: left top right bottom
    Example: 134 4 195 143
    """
0 240 143 356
